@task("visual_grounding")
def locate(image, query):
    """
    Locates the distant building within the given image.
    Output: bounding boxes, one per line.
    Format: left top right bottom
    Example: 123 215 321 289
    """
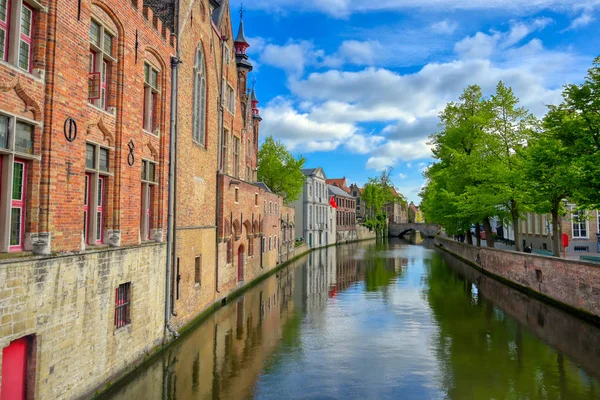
349 183 365 220
292 168 332 248
326 177 351 194
385 187 409 224
409 202 424 223
517 206 600 254
329 184 357 243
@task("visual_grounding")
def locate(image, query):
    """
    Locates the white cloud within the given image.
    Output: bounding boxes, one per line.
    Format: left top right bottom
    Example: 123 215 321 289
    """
259 40 321 76
398 173 408 179
566 12 595 30
431 20 458 34
247 0 597 18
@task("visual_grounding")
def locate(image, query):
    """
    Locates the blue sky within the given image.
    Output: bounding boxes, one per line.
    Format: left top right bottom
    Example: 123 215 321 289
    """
234 1 599 204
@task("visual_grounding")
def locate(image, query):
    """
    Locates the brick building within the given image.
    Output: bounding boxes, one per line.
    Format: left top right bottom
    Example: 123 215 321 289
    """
326 177 351 194
349 183 365 220
385 187 408 224
329 184 357 243
518 207 600 254
0 0 174 398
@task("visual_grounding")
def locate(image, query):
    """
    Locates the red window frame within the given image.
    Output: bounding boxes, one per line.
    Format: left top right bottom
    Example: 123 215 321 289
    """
88 52 101 101
114 282 131 329
96 176 104 244
10 159 26 252
84 173 90 243
0 0 10 62
101 59 108 109
19 3 33 72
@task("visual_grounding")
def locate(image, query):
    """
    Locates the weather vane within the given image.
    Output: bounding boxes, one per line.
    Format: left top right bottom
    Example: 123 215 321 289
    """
239 2 244 19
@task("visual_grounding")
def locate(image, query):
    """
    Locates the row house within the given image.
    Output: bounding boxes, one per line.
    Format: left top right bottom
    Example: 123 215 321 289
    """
385 187 408 224
293 168 334 248
0 0 174 398
279 205 295 264
349 183 365 220
515 207 600 254
328 184 357 243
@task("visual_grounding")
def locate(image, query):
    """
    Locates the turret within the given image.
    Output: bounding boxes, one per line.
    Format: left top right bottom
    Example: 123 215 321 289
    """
234 11 253 72
251 87 261 121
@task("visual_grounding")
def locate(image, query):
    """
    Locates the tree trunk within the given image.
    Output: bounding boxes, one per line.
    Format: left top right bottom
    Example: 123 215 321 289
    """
475 223 482 247
511 200 521 252
482 217 495 248
552 202 561 257
466 230 473 245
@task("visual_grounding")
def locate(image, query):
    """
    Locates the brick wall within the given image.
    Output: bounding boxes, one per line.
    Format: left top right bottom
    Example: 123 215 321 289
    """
435 236 600 319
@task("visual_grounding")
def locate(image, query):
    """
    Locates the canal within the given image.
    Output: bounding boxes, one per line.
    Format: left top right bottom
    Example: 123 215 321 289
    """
100 239 600 399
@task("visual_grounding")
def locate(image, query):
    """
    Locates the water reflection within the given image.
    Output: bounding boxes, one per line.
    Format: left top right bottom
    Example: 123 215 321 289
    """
100 239 600 400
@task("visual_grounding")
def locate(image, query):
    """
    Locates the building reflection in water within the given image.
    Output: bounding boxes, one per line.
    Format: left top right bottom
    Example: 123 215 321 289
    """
98 240 600 400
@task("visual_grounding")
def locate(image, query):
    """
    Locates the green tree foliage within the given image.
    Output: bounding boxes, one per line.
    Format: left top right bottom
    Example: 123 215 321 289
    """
522 134 574 256
257 136 306 204
544 56 600 208
362 170 395 236
422 83 537 250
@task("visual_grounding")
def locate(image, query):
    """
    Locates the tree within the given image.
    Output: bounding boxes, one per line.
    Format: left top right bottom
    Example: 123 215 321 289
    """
544 57 600 208
522 134 575 256
362 170 394 237
257 137 306 204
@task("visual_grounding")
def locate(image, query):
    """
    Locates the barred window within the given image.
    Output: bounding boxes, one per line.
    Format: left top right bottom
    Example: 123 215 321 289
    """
115 282 131 329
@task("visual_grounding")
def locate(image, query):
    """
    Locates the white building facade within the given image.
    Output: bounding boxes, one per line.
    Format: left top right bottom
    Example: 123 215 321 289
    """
293 168 333 248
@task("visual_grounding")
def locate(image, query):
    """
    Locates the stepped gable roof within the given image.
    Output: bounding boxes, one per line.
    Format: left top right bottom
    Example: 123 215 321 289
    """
326 178 350 193
328 184 354 199
253 182 272 193
211 0 226 27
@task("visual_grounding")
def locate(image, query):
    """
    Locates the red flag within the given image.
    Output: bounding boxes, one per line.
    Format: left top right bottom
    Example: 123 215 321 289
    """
329 196 338 208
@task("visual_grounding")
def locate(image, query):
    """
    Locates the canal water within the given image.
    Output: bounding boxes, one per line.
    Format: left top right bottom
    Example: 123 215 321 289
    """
100 239 600 400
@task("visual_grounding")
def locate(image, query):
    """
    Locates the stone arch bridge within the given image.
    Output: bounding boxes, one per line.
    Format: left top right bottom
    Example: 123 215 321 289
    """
389 223 440 238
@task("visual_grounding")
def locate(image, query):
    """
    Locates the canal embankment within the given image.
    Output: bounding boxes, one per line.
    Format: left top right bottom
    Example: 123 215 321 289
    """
435 236 600 323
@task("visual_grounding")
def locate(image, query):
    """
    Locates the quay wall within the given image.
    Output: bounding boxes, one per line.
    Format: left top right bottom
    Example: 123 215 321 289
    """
435 236 600 321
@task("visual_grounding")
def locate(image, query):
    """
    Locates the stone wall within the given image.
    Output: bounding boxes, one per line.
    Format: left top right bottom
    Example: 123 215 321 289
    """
439 250 600 376
0 244 167 400
435 236 600 319
356 225 376 241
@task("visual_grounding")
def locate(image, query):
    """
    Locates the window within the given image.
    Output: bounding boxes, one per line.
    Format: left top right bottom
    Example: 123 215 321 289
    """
141 160 157 241
224 44 230 65
89 19 115 110
233 136 240 178
227 240 232 264
247 139 251 157
84 142 110 245
527 213 532 234
268 236 272 251
0 115 35 252
220 128 228 172
249 237 253 256
227 84 235 114
572 210 588 239
255 193 258 206
192 44 207 145
269 201 272 214
235 187 239 203
309 206 312 228
143 63 160 134
308 184 312 197
262 237 266 253
274 235 277 250
534 214 540 235
195 255 201 285
263 200 266 213
0 0 36 72
114 282 131 329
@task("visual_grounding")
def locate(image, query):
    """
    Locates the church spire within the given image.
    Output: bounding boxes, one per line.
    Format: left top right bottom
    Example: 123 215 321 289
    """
251 80 261 121
234 4 251 62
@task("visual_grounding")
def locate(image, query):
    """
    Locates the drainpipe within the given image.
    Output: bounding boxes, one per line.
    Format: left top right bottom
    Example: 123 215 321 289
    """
215 33 227 294
165 1 181 339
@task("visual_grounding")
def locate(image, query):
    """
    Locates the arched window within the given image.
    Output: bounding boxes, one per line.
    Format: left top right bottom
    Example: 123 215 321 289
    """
192 44 207 145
